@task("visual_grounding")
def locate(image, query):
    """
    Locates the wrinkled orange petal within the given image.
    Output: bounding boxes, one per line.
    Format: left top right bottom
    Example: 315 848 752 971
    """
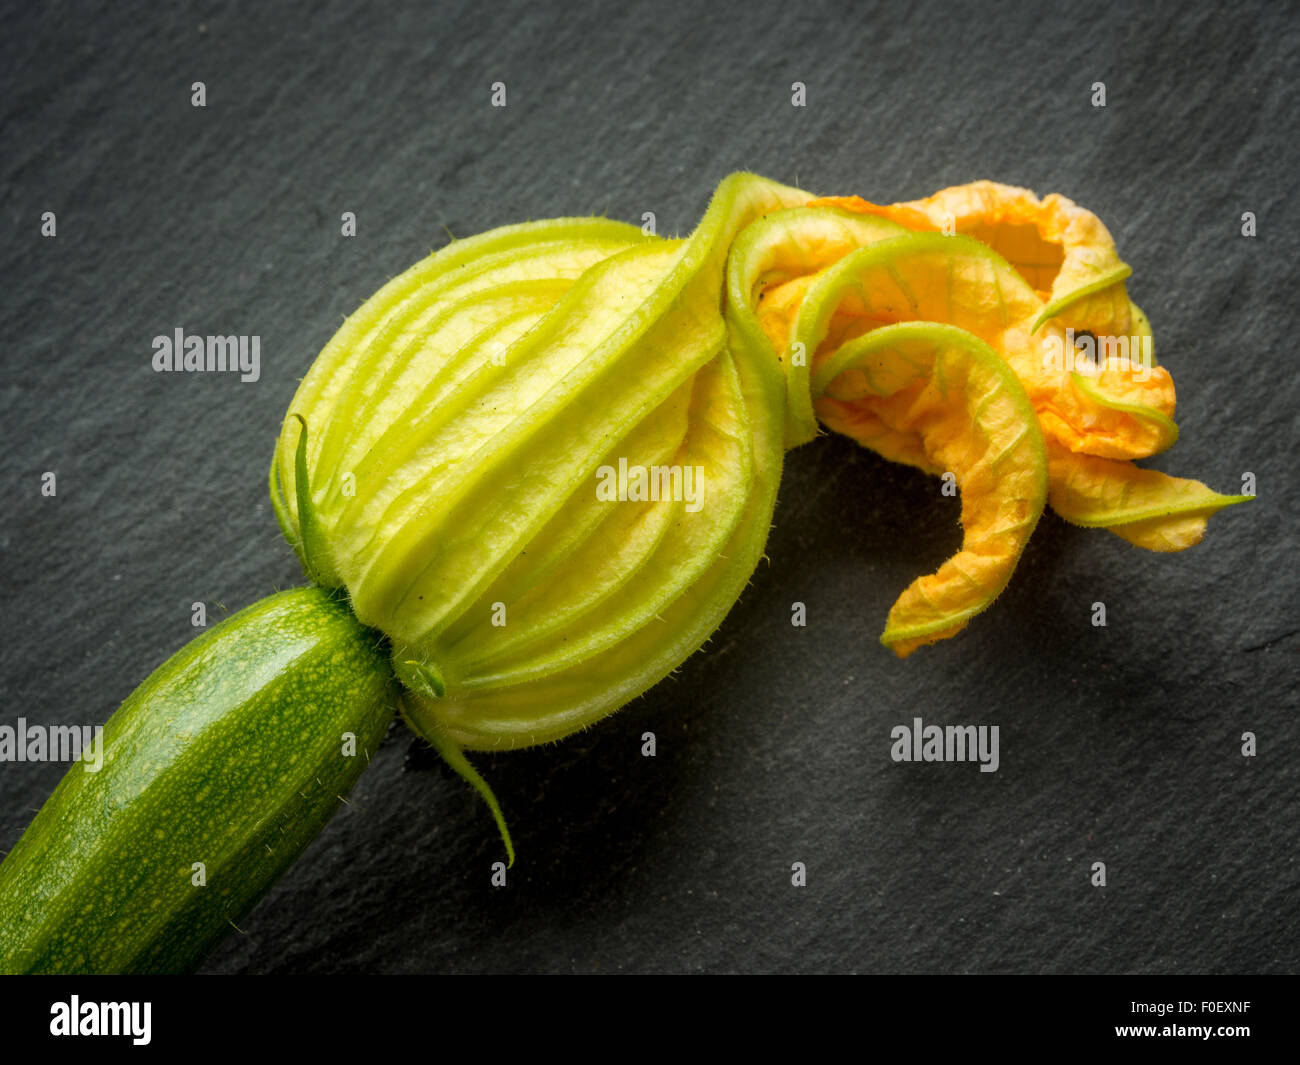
723 183 1250 655
1048 450 1249 552
812 321 1048 657
812 181 1126 308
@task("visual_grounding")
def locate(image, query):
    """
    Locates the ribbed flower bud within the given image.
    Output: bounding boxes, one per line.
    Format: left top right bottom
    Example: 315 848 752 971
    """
272 174 810 754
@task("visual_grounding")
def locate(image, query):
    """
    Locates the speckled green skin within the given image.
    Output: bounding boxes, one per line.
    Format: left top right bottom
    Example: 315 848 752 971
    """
0 586 396 974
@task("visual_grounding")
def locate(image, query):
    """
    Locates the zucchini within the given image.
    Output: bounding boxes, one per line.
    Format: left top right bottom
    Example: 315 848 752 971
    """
0 585 396 974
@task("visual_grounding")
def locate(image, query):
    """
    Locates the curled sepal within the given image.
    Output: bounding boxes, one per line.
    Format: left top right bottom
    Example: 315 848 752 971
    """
813 322 1048 657
400 694 515 867
1048 451 1251 552
287 414 336 589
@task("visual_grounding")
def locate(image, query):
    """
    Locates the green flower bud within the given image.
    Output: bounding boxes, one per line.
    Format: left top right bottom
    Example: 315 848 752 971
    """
272 174 809 753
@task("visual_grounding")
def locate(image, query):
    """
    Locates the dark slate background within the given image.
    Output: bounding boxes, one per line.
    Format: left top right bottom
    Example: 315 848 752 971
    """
1 0 1296 975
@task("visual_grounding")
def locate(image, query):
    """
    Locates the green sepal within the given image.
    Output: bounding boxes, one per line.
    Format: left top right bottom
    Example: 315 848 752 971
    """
400 695 515 867
268 450 305 574
289 413 334 589
392 652 447 699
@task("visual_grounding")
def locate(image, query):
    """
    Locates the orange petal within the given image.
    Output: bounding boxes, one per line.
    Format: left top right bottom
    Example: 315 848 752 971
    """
813 322 1048 657
1048 450 1250 552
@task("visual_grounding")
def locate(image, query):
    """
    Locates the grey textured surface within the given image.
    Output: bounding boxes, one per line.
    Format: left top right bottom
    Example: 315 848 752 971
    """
1 0 1296 974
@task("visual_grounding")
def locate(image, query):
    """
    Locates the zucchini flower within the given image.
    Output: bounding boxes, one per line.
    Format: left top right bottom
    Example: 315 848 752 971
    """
271 172 1248 848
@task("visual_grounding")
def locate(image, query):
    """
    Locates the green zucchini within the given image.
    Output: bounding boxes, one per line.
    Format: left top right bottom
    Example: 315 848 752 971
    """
0 585 396 974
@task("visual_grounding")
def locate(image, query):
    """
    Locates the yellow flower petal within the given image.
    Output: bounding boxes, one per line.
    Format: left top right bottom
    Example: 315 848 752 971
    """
812 321 1047 657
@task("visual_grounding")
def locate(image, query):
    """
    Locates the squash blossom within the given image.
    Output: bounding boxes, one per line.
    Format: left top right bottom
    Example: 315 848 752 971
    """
272 172 1248 777
1 173 1249 975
